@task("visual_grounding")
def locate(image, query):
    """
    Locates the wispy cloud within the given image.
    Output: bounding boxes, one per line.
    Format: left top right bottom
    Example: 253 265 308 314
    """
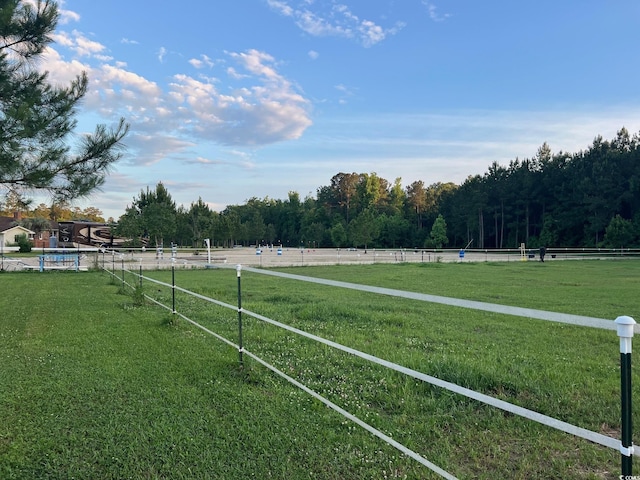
266 1 404 47
422 1 450 22
266 0 294 16
52 30 106 57
123 134 195 167
185 157 221 165
157 46 167 63
335 83 355 104
183 153 256 170
59 9 80 24
189 54 214 69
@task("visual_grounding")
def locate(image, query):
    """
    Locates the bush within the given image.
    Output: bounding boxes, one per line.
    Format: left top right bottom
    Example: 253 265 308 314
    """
16 234 32 253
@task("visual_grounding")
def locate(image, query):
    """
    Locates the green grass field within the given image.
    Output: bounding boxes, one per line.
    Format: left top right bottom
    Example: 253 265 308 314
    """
1 260 639 479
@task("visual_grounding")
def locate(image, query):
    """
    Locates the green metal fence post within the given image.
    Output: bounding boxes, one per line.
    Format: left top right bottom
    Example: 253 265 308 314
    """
237 264 244 366
616 315 636 476
172 266 176 315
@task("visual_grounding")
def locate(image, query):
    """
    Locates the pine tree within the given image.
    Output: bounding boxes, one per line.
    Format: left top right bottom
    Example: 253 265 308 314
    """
116 183 177 247
0 0 128 203
429 214 448 249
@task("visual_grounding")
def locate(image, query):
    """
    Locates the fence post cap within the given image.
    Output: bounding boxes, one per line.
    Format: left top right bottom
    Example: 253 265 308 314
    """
236 264 242 276
615 315 636 338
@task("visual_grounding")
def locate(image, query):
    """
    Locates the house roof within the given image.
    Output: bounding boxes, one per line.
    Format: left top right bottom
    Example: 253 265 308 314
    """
0 216 36 234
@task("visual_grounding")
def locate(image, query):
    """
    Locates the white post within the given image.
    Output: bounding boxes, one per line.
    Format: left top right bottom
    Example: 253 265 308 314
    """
204 238 211 264
616 316 636 355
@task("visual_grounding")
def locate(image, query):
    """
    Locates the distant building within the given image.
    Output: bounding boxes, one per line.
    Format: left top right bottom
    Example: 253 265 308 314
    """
0 217 35 247
0 215 133 249
0 214 35 247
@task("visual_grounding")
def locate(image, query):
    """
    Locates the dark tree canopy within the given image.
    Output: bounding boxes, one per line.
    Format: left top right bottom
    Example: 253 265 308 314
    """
0 0 128 203
116 182 178 247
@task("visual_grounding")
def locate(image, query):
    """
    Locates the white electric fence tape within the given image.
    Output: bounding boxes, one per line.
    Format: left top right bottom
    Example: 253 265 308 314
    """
114 267 637 469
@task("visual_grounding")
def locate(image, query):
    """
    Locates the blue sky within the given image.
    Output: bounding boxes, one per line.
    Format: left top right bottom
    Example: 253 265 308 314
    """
39 0 640 220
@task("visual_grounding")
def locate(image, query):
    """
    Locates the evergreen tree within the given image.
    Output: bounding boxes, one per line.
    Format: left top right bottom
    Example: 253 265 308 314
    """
348 208 380 250
330 221 347 248
0 0 128 202
116 183 177 247
604 214 634 249
185 197 213 247
428 214 448 249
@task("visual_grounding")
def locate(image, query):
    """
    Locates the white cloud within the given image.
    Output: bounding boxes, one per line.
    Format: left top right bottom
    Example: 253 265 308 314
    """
52 30 106 57
266 0 294 16
308 50 319 60
106 64 160 91
37 15 313 178
165 50 312 146
44 38 312 151
226 67 249 80
422 1 451 22
266 1 403 47
229 49 280 80
40 46 89 84
296 8 351 38
358 20 386 47
157 46 167 63
94 54 113 62
189 54 214 69
59 9 80 25
334 83 356 104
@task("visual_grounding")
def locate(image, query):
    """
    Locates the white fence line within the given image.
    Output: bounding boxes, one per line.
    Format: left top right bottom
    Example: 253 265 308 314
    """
107 264 636 477
236 305 622 451
238 266 619 331
106 267 457 479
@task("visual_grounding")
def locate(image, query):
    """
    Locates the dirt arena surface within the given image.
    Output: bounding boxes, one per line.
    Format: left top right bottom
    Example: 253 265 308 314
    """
6 245 614 272
9 246 606 272
96 246 536 270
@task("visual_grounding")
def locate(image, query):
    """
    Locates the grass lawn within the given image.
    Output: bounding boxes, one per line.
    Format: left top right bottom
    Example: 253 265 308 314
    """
2 260 639 479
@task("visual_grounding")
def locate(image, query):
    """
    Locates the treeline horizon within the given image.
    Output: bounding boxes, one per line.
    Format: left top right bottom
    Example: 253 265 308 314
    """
7 128 638 251
110 127 640 250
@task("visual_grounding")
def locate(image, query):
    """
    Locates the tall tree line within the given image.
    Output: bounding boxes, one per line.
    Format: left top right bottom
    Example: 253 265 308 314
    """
115 128 640 250
441 128 640 249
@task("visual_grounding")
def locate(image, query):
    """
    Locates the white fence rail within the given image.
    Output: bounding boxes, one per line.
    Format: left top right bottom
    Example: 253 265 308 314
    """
105 263 637 478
